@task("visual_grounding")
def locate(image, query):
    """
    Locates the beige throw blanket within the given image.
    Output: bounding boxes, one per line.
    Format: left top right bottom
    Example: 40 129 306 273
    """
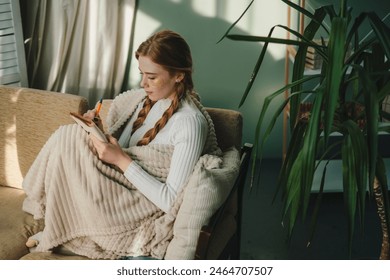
23 124 179 259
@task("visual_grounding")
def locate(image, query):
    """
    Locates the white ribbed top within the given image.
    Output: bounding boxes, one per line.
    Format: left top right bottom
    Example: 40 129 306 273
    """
119 97 208 213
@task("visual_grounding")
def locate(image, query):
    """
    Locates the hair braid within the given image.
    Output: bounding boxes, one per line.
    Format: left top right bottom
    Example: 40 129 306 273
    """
131 98 155 136
137 94 180 146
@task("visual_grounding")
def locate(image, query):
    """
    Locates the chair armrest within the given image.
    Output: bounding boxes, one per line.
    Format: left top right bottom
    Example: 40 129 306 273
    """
194 143 253 259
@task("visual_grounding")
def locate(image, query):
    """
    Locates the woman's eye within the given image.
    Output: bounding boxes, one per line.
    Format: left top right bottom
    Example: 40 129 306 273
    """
139 72 156 80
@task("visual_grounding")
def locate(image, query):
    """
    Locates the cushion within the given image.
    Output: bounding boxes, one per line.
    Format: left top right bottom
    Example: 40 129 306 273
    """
0 186 44 259
164 148 240 259
0 86 88 189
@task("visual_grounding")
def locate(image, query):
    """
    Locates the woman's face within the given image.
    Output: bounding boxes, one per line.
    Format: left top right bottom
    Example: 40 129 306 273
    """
138 55 182 101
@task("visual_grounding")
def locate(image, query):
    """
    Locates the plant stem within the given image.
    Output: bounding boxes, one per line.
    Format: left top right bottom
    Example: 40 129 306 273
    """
340 0 347 18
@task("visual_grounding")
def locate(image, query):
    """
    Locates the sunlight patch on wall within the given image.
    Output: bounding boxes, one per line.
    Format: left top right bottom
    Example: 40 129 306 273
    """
191 0 216 18
220 0 289 60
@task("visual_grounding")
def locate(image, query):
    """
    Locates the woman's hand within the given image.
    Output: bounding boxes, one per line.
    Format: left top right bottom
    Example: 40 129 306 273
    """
83 109 96 120
83 109 103 130
89 134 132 172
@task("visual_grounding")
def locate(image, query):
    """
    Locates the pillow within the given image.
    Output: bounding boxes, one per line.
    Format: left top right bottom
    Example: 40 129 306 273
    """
164 148 240 259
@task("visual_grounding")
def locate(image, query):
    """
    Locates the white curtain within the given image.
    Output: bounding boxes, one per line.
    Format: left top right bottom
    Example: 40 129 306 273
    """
21 0 137 106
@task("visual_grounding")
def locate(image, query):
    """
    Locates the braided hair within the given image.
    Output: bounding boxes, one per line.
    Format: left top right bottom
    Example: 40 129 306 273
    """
132 30 194 146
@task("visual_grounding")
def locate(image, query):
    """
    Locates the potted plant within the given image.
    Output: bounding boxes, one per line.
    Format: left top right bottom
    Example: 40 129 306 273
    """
220 0 390 258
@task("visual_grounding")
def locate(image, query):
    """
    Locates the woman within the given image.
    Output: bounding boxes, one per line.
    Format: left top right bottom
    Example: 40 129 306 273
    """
88 30 209 213
22 30 220 259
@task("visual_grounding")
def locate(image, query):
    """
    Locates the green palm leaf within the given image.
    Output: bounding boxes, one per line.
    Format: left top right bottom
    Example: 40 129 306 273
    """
249 75 321 187
341 133 358 256
216 0 254 44
281 0 330 34
323 17 348 141
299 89 324 219
289 6 327 129
367 12 390 60
342 120 368 227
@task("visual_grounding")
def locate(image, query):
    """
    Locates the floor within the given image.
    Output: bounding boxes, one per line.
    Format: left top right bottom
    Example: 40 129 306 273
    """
239 159 383 260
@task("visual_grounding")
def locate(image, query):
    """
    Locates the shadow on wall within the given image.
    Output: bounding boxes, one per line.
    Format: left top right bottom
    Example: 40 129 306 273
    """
131 0 287 156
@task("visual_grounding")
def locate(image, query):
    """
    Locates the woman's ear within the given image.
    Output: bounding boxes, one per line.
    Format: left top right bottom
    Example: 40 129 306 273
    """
175 73 185 83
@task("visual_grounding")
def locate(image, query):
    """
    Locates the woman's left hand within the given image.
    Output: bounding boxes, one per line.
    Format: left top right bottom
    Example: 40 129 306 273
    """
89 134 132 172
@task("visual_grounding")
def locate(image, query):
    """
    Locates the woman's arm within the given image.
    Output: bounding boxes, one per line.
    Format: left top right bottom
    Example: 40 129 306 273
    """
90 113 207 213
124 114 207 213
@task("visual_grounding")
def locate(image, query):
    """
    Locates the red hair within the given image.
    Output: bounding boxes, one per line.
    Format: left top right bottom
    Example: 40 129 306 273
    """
132 30 194 146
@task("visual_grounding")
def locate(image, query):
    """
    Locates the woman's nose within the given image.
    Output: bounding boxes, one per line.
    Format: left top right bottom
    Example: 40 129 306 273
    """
140 76 147 88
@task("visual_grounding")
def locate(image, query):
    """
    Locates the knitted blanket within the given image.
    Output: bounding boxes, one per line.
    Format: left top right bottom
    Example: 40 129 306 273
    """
22 124 179 259
22 89 226 259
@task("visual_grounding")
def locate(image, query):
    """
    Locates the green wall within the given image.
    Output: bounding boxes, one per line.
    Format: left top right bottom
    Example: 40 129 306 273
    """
130 0 389 158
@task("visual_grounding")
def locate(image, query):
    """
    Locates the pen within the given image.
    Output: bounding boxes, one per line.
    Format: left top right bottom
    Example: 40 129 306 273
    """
95 98 103 117
93 98 103 123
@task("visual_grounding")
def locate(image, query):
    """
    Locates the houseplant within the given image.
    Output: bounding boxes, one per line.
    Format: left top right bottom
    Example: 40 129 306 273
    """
220 0 390 258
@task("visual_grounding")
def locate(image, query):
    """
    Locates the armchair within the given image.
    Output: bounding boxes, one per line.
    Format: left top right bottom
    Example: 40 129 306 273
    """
0 86 252 260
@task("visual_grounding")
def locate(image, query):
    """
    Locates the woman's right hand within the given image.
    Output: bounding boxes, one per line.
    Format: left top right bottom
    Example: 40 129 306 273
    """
89 134 132 172
83 109 97 120
83 109 104 130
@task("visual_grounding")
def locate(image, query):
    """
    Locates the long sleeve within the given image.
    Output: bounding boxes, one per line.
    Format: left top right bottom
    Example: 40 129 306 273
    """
123 112 208 213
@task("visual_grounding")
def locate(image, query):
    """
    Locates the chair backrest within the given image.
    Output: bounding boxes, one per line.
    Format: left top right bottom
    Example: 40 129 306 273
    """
99 100 243 151
206 107 242 151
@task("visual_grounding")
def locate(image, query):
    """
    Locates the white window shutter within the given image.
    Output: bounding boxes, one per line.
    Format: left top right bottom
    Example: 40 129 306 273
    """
0 0 28 87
